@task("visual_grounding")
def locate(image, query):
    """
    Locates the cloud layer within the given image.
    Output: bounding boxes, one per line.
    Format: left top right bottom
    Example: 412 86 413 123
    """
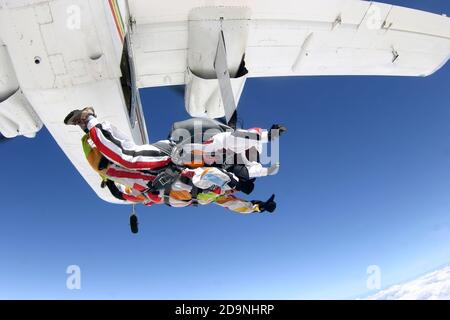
366 266 450 300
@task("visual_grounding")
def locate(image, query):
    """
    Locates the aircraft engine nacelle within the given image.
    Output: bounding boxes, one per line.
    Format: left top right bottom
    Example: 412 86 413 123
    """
0 45 42 138
185 7 250 120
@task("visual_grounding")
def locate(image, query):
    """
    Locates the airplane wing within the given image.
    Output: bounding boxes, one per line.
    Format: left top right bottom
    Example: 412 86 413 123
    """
129 0 450 89
0 0 449 204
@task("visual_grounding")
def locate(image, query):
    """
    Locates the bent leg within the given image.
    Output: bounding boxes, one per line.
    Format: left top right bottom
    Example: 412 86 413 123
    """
87 117 171 170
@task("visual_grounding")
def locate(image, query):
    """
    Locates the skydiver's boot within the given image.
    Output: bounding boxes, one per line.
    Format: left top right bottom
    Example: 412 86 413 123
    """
268 124 288 141
64 107 96 131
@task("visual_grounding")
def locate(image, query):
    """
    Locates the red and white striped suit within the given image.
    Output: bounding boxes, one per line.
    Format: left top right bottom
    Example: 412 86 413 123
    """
87 117 171 170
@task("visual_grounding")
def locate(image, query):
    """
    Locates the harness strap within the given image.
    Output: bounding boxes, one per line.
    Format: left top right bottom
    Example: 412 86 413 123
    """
178 175 200 201
190 186 199 206
163 188 172 207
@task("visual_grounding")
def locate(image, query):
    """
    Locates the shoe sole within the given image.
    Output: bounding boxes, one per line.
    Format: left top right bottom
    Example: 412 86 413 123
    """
64 110 78 125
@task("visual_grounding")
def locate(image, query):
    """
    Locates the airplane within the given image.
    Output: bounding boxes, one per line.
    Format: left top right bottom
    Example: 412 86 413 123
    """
1 0 449 231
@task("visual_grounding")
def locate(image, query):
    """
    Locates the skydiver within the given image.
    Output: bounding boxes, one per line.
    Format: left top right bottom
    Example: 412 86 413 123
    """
79 129 276 213
64 107 286 177
102 175 277 214
64 107 282 212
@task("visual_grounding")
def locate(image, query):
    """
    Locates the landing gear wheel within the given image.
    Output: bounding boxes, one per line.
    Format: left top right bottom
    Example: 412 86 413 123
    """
130 214 139 234
130 205 138 234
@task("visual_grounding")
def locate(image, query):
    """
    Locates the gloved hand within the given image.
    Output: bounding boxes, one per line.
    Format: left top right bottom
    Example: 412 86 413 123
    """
268 124 287 140
253 194 277 213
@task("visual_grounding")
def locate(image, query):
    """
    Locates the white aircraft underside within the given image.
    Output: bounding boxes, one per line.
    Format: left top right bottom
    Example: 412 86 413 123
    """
0 0 449 203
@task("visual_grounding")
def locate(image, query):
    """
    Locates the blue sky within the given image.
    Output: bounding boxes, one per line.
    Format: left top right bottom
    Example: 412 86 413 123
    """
1 0 450 299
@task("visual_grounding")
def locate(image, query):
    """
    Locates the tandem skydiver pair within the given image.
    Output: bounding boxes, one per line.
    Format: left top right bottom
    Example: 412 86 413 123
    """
64 107 286 214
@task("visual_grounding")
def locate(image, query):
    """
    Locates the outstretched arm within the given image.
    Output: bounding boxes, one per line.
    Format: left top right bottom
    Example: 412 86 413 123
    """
214 194 277 214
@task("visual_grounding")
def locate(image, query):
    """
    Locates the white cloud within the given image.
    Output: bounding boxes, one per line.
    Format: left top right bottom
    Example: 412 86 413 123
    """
365 266 450 300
